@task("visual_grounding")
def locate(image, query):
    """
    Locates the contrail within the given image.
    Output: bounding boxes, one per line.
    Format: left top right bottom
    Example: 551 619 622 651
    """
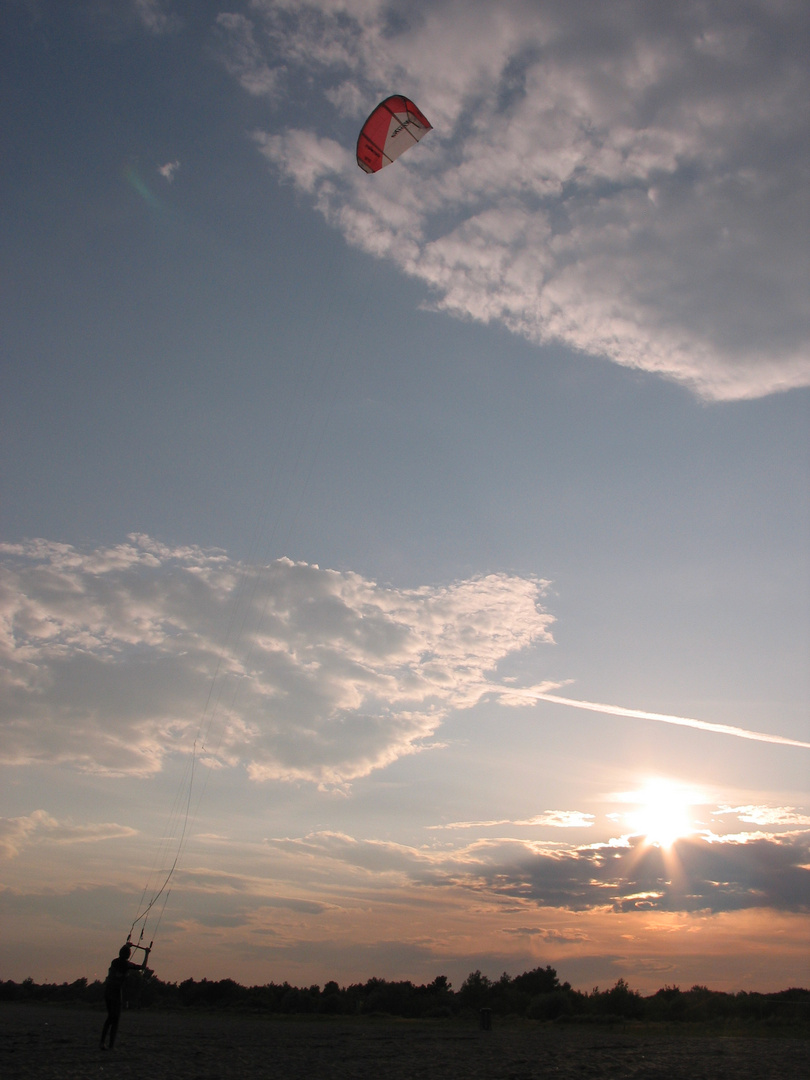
487 686 810 750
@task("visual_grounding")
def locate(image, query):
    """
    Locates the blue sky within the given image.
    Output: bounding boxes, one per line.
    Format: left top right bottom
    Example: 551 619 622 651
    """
1 0 808 993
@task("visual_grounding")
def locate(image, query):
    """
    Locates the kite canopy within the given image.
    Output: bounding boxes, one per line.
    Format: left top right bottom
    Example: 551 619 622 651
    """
356 95 432 173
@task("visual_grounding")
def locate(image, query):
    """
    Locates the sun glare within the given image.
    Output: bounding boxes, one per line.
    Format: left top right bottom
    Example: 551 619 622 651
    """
626 779 695 848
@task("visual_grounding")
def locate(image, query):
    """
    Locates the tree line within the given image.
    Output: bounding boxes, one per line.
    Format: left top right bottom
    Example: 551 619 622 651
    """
2 967 808 1025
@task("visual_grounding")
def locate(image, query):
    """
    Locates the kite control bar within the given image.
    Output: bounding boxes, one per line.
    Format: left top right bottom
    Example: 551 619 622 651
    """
125 937 153 968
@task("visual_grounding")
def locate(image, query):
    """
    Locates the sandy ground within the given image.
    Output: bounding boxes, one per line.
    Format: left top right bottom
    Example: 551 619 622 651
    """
2 1003 808 1080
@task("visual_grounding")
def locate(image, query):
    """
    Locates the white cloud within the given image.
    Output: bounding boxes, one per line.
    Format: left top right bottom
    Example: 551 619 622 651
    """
158 160 180 182
495 687 810 749
429 810 594 830
229 0 810 401
0 810 136 859
133 0 180 36
527 811 595 829
214 13 281 98
0 536 553 785
719 804 810 827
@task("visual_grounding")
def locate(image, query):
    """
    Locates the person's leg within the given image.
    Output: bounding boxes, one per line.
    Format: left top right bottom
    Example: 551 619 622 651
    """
101 990 121 1048
108 1000 122 1049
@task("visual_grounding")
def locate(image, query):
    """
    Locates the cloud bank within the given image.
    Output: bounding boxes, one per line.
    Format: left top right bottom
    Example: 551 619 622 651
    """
0 536 553 785
217 0 810 401
266 827 810 916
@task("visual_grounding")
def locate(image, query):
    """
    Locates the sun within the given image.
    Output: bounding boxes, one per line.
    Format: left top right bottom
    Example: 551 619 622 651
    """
626 778 695 848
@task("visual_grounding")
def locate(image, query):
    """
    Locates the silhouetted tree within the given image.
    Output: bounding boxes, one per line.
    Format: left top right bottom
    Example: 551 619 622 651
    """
458 970 492 1009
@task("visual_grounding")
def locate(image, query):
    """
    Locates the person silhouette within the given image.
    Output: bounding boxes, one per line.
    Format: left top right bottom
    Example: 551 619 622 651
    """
99 943 148 1050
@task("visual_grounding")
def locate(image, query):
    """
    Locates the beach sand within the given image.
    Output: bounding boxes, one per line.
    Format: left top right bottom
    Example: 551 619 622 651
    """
2 1003 808 1079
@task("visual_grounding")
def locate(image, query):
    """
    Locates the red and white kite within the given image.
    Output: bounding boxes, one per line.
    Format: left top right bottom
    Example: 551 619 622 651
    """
356 95 432 174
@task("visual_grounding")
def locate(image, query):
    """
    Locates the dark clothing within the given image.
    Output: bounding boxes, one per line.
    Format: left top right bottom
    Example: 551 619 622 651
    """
100 955 141 1049
106 955 135 993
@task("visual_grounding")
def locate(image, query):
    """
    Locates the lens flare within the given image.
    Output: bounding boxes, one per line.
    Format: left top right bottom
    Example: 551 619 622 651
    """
124 166 162 209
